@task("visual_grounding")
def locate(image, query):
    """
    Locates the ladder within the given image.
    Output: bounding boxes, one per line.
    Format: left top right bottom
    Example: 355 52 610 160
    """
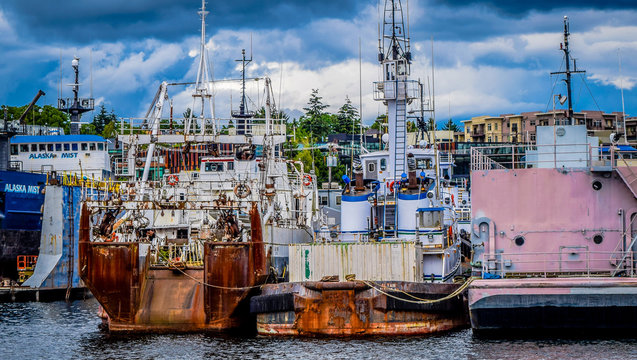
394 99 407 178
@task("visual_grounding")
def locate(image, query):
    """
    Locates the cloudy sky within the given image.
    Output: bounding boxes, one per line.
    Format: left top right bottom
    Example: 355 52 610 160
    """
1 0 636 127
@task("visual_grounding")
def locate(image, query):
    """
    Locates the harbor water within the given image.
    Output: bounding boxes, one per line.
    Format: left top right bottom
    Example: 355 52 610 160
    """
2 299 636 360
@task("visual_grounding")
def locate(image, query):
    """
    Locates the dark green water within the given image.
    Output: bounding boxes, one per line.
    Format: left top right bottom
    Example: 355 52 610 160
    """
1 298 636 359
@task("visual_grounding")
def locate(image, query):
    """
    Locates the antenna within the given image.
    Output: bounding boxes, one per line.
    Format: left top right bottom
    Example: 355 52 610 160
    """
619 48 628 144
232 48 254 135
550 15 585 125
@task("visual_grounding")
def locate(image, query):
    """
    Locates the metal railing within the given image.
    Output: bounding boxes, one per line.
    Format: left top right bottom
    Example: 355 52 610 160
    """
471 143 637 171
118 116 287 137
483 250 636 278
152 242 205 267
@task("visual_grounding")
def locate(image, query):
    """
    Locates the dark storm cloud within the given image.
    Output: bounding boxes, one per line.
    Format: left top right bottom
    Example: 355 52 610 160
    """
433 0 636 16
1 0 363 44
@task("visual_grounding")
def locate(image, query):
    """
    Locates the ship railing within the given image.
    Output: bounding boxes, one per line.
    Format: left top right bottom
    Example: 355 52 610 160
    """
469 143 627 170
372 80 419 101
118 116 287 137
483 250 635 278
455 208 471 222
151 242 205 268
63 172 121 192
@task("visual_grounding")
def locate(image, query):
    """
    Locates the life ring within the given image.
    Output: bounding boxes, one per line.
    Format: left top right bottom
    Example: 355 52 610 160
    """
303 174 312 186
388 181 395 193
167 174 179 186
234 183 251 199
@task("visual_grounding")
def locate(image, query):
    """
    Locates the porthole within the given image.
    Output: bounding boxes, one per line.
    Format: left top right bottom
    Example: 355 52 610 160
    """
592 180 602 191
593 234 603 244
514 236 525 246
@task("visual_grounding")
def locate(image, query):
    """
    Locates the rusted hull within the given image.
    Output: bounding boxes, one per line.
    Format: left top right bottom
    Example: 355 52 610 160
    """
79 203 267 333
252 281 468 336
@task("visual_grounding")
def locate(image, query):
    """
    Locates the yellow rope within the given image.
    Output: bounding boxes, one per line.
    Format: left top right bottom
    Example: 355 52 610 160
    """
356 277 476 305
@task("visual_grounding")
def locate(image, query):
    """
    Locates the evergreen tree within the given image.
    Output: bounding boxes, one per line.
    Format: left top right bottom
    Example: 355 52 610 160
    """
299 89 332 140
335 96 360 135
440 118 459 132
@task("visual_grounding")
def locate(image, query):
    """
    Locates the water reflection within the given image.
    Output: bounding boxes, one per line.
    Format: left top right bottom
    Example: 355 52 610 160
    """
1 298 635 360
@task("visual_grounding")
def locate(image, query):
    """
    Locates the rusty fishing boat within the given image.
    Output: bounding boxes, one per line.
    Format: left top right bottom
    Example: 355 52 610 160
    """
79 1 316 333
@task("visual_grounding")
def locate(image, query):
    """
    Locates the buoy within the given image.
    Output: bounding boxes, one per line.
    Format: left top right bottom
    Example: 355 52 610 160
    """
167 174 179 186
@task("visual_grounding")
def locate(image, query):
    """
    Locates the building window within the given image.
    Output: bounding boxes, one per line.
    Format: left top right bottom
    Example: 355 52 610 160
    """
20 144 29 152
531 134 536 142
495 136 498 142
487 124 492 131
487 136 492 142
72 143 78 151
55 144 62 151
64 143 70 151
81 143 88 151
495 123 498 130
320 196 328 206
530 120 536 126
97 143 104 151
30 144 37 152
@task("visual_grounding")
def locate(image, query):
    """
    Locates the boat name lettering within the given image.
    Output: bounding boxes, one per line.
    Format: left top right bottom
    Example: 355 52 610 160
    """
4 184 40 194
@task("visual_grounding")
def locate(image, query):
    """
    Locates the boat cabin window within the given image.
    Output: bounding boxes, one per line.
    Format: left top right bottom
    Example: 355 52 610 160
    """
380 158 387 171
47 144 53 151
72 144 78 151
205 162 224 172
227 161 234 171
81 143 88 151
20 144 29 153
367 162 376 173
89 143 96 151
55 144 62 151
417 158 432 169
10 145 18 155
64 144 70 151
39 144 46 151
30 144 37 152
335 196 342 206
97 143 104 151
419 211 442 228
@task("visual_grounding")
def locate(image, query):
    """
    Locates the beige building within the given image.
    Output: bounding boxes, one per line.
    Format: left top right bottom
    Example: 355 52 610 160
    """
462 110 623 143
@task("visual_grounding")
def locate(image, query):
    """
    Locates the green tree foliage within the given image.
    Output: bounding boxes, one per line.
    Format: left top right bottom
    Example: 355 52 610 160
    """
334 96 360 135
439 118 460 132
1 104 70 133
371 114 387 131
102 120 118 139
299 89 333 140
92 105 117 135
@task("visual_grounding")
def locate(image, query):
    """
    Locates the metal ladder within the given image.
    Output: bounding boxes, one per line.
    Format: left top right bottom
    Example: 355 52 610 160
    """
394 99 407 177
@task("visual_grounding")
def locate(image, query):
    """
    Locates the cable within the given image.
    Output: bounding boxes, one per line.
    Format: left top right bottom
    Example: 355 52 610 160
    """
354 276 476 304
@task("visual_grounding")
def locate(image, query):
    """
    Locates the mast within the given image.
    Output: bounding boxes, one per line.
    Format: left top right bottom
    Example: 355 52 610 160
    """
551 16 585 125
374 0 415 180
232 49 255 135
58 56 94 135
185 0 215 135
